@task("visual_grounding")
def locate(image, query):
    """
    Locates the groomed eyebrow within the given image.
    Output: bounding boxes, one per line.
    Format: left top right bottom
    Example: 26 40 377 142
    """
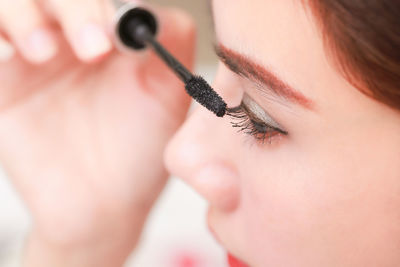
215 44 314 110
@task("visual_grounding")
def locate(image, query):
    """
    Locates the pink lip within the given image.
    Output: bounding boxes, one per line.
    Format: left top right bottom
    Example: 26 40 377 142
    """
227 253 249 267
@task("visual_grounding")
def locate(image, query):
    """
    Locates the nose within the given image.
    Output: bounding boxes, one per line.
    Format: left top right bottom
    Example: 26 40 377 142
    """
165 102 241 212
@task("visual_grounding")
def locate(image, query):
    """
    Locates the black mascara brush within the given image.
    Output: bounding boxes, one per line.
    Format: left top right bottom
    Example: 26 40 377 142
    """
112 1 227 117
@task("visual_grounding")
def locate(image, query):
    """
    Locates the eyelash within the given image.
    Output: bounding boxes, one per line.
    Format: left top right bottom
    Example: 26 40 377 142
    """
227 106 288 144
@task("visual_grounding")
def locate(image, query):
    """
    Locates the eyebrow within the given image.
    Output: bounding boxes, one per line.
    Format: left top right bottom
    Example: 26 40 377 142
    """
215 44 314 109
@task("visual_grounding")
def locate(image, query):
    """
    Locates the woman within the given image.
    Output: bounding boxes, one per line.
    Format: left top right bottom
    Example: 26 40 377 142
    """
0 0 399 266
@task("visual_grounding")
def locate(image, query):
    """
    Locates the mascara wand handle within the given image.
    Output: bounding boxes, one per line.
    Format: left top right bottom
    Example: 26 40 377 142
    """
130 23 194 84
113 5 228 118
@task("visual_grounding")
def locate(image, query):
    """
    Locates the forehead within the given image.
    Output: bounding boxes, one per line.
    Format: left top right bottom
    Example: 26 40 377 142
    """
211 0 348 108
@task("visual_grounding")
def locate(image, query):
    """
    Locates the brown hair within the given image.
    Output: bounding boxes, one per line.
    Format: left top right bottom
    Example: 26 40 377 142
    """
304 0 400 110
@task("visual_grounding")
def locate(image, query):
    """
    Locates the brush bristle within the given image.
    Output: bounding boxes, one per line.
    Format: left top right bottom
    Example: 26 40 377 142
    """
185 76 227 117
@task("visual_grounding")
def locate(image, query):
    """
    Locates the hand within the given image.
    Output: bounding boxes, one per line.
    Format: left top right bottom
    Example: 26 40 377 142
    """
0 1 195 266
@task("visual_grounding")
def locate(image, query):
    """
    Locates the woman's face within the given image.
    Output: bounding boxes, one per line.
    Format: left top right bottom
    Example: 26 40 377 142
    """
165 0 400 266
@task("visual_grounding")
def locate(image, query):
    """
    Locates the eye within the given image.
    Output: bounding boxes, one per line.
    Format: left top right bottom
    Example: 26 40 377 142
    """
227 95 288 144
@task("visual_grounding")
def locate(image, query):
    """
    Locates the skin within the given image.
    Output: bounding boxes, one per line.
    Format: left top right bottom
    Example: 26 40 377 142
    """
1 0 400 266
0 0 195 266
165 0 400 266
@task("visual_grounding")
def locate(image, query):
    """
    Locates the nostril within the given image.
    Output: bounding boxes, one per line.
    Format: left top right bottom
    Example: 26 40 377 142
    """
191 163 240 212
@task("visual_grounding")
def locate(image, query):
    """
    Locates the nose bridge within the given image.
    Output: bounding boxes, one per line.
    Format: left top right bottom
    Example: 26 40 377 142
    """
165 63 245 178
165 63 245 211
191 106 232 150
169 105 236 173
165 106 241 211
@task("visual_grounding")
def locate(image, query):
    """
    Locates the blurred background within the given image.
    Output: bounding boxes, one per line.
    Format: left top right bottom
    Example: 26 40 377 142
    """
0 0 225 266
150 0 218 66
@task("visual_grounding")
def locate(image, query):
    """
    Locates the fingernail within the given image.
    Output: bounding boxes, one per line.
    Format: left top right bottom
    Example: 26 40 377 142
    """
76 23 112 61
26 28 58 63
0 39 15 62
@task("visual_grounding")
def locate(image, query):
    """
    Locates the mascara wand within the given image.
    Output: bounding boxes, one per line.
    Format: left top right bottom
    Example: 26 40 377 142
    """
112 2 227 117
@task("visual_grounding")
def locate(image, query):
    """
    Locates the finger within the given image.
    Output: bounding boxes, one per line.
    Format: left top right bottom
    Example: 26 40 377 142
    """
0 0 58 64
45 0 112 62
0 35 15 62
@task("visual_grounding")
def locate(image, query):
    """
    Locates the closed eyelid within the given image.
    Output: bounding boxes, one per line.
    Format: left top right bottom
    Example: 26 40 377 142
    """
227 95 289 143
241 94 286 131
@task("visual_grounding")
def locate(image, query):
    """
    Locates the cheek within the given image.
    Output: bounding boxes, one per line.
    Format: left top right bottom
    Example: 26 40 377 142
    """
237 145 400 266
238 162 315 265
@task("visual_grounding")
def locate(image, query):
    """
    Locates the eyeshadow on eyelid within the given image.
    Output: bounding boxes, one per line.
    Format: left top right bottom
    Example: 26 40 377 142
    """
242 94 283 129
